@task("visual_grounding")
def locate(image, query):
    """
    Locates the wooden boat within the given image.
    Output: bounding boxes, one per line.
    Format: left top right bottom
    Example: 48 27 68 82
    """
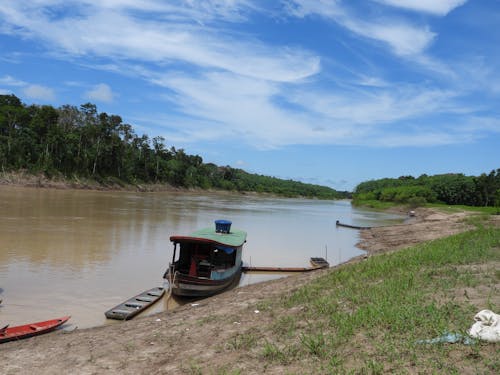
0 316 70 344
242 265 314 272
242 257 329 273
105 286 165 320
336 220 371 230
164 220 246 298
310 257 330 269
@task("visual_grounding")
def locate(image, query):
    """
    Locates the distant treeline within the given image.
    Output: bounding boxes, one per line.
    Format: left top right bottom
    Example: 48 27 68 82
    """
353 171 500 207
0 94 345 199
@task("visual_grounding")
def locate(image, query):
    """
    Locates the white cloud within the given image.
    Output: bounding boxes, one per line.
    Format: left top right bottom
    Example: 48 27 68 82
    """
0 0 495 151
342 18 436 57
286 0 436 57
356 75 389 87
85 83 115 103
0 75 27 86
151 71 315 148
1 75 59 101
23 84 56 101
374 0 467 16
290 86 462 126
0 2 319 83
145 68 479 149
92 0 257 23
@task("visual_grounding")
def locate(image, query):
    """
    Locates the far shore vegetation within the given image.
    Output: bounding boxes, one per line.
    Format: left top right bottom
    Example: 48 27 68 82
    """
352 171 500 213
0 94 346 199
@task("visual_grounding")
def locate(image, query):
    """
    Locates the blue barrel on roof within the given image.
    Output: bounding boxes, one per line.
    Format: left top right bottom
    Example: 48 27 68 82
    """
215 219 232 233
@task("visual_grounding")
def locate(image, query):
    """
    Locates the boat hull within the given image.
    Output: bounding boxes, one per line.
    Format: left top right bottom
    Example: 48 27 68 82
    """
0 316 70 344
168 264 242 298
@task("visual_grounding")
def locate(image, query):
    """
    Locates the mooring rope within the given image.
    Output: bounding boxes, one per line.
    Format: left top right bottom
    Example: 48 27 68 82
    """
165 268 178 302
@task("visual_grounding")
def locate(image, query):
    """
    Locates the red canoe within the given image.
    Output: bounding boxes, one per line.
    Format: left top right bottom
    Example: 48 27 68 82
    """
0 316 70 344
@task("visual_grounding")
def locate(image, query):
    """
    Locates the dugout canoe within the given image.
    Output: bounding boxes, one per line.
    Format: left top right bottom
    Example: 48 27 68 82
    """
242 257 329 272
335 220 372 230
0 316 70 344
105 287 165 320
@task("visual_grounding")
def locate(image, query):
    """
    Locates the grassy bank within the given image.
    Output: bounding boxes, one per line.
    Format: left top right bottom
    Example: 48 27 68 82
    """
354 198 500 215
220 225 499 373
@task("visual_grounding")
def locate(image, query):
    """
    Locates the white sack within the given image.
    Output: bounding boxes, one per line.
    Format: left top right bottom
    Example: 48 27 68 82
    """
468 309 500 343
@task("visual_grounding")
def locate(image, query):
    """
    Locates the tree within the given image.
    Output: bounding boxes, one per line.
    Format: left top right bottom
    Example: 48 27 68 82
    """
0 95 343 198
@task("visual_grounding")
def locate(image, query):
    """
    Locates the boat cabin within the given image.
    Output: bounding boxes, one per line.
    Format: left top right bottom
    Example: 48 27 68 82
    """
173 240 239 279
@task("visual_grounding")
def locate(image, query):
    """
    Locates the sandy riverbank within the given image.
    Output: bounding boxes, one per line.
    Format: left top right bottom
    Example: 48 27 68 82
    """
0 207 493 374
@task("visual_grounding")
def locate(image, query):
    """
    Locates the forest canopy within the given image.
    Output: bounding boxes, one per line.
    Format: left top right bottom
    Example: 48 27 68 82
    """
0 94 345 199
353 171 500 208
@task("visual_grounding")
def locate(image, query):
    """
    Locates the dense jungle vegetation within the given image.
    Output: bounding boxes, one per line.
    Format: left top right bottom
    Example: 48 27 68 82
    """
353 171 500 208
0 94 345 199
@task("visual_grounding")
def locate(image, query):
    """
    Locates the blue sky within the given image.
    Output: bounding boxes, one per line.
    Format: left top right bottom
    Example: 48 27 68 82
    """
0 1 499 191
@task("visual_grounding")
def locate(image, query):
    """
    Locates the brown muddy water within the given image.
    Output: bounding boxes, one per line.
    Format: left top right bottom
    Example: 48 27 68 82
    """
0 186 403 329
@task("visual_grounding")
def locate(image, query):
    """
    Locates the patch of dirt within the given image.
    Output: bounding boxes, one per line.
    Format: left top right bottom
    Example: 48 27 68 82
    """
0 207 496 374
453 261 500 308
357 207 474 254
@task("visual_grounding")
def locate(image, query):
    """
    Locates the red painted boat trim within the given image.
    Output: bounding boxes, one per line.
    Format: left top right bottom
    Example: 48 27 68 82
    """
0 316 70 343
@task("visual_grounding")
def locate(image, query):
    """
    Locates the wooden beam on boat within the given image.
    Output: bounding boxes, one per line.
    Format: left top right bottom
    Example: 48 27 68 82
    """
335 220 371 230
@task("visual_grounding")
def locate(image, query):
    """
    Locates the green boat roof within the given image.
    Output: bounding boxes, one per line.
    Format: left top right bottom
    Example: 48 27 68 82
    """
170 227 247 247
190 227 247 247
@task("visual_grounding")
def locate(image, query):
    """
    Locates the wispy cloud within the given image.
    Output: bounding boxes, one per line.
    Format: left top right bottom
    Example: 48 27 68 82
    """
0 2 319 83
374 0 467 16
0 75 56 101
23 84 56 101
84 83 115 103
0 0 497 152
140 67 484 149
342 18 436 57
286 0 436 57
0 75 26 86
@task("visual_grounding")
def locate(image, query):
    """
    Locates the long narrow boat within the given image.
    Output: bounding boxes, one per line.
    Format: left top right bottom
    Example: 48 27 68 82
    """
0 316 70 344
164 220 246 298
105 287 165 320
336 220 372 230
242 257 329 273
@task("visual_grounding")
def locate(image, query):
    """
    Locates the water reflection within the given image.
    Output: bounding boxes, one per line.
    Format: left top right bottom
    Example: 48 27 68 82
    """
0 187 402 328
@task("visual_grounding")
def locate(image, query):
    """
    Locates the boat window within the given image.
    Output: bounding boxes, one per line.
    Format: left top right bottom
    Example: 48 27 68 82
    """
215 245 235 254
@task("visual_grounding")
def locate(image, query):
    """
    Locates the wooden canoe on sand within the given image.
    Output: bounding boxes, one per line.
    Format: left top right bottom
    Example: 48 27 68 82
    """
0 316 70 344
105 287 165 320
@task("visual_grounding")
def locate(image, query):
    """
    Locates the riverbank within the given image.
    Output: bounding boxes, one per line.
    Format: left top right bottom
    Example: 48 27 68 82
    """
1 207 498 374
0 170 183 192
357 206 477 253
0 170 343 199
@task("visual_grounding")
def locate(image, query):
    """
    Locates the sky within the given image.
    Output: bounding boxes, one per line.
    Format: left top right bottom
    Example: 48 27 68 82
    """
0 0 499 191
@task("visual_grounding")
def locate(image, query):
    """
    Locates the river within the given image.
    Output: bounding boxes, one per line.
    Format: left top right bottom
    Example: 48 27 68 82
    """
0 186 403 329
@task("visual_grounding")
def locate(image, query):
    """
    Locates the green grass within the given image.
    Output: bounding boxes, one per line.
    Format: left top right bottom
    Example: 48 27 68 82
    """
255 226 500 373
351 199 398 210
354 198 500 215
225 331 258 351
426 203 500 215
